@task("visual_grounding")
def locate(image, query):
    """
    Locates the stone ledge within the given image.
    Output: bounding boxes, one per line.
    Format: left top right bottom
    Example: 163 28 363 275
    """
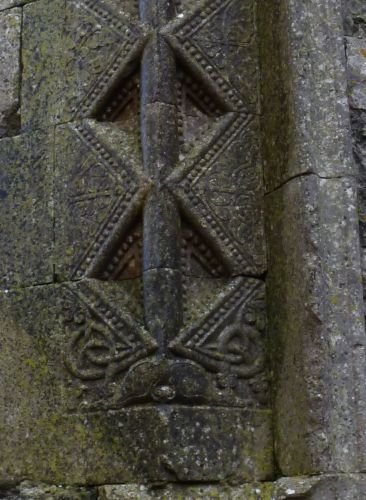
2 475 366 499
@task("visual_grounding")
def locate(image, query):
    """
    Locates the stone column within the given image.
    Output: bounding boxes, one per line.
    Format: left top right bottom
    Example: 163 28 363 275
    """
259 0 366 477
0 0 272 487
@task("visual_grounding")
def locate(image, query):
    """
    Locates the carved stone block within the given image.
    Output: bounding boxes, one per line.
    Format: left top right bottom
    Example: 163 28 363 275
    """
22 0 143 129
54 119 146 282
0 282 273 484
168 0 259 114
59 278 268 410
170 113 266 276
0 130 53 288
4 0 273 485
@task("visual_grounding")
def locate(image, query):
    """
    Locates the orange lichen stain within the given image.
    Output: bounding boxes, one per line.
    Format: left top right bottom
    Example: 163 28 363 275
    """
360 49 366 58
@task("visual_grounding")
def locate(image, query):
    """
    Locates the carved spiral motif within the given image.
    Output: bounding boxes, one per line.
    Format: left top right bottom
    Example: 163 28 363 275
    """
217 324 264 378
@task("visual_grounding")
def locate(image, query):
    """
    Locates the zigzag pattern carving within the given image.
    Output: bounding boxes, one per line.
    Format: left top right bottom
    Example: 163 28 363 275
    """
62 0 267 408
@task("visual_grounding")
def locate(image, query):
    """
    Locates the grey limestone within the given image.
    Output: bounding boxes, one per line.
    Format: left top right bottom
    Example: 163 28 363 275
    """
266 174 366 475
259 0 355 193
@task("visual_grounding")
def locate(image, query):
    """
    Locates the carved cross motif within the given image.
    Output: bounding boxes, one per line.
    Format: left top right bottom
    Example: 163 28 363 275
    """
63 0 267 408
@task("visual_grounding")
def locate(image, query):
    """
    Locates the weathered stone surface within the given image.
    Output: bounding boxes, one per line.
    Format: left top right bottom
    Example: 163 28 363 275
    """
3 474 366 499
22 0 143 129
54 119 145 282
345 15 366 443
5 0 366 491
168 0 259 115
266 174 366 475
346 37 366 110
274 475 366 499
0 280 273 484
98 474 366 499
344 0 366 37
0 407 272 484
0 277 268 411
0 129 53 288
0 482 96 499
353 119 366 277
170 113 266 276
346 35 366 264
0 8 20 138
0 1 32 12
259 0 355 192
98 483 271 499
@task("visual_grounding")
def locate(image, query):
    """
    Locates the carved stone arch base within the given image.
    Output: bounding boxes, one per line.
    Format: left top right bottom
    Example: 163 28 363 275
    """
0 0 365 495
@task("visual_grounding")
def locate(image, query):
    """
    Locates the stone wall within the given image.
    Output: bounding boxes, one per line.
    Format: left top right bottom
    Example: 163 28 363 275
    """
0 0 366 498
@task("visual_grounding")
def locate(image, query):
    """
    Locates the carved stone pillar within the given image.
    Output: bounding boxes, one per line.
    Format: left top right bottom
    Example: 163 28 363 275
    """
0 0 272 484
1 0 366 496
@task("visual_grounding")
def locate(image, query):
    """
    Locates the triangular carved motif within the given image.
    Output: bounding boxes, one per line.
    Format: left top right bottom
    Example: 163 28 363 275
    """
65 122 149 280
168 113 266 275
182 222 225 278
176 69 224 154
168 3 243 110
72 0 145 118
99 222 143 281
64 281 157 382
96 72 140 128
170 278 266 380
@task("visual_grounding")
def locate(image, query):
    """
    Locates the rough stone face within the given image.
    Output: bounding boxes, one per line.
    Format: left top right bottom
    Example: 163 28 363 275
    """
259 0 355 192
346 37 366 110
0 1 32 11
266 174 366 475
0 8 21 138
344 0 366 37
3 475 366 499
0 129 53 288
